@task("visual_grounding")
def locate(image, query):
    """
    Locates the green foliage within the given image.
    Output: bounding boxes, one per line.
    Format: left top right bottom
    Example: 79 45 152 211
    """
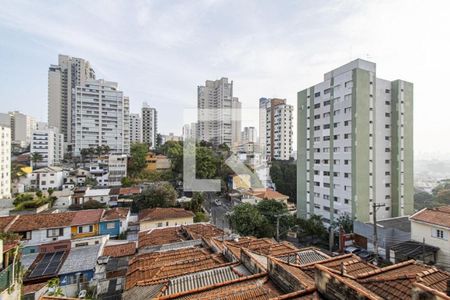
296 214 328 245
270 160 296 201
128 143 149 177
30 152 43 165
13 193 34 206
47 277 64 297
194 211 209 223
189 192 205 213
121 177 134 187
82 199 106 209
0 232 20 243
134 182 177 210
415 181 450 210
196 147 217 179
331 213 353 233
256 200 294 238
229 203 266 237
84 177 98 187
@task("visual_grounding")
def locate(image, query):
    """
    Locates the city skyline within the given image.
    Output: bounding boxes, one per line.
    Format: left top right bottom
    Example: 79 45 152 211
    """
1 1 450 157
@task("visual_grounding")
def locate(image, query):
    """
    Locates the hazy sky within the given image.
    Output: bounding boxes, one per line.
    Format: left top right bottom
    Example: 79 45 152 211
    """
1 0 450 158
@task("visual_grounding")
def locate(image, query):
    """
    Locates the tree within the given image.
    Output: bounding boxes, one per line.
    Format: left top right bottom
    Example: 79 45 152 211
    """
134 182 177 210
47 277 64 297
194 212 209 223
189 192 204 213
332 213 353 233
30 152 43 169
47 188 54 196
196 146 216 179
13 193 34 206
229 203 266 237
156 134 163 148
128 143 149 177
297 214 328 245
80 148 90 164
85 177 98 187
270 160 296 201
83 199 106 209
256 200 295 239
121 177 134 187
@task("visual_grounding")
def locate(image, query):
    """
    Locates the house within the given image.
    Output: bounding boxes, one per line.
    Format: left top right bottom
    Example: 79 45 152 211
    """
145 152 171 172
0 239 21 300
84 188 111 205
231 174 251 190
108 154 127 186
70 209 103 239
138 208 194 231
99 208 130 237
3 212 75 254
27 166 65 191
410 205 450 270
52 190 73 208
241 188 289 205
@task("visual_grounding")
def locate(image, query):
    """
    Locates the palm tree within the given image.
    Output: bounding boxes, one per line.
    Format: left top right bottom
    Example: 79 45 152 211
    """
30 152 43 169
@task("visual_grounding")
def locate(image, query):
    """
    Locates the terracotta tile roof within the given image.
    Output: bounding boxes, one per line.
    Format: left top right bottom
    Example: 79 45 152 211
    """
416 267 450 293
410 205 450 228
183 223 224 240
102 207 130 221
268 257 315 289
103 242 136 257
359 276 416 299
71 209 104 226
139 208 194 222
2 241 20 253
227 237 298 257
119 187 141 195
126 251 229 290
138 227 188 249
39 296 79 300
8 212 76 232
23 282 47 295
0 215 17 231
355 260 430 280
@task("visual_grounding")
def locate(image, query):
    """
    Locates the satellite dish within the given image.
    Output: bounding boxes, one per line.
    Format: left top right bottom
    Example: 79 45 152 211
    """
78 290 87 298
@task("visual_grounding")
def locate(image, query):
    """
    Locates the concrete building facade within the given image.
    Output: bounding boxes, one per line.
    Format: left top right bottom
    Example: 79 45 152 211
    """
48 54 96 144
142 103 157 149
259 98 293 161
30 124 64 168
0 126 11 199
74 80 130 156
296 59 413 224
129 113 142 143
0 111 36 147
241 126 257 144
197 78 241 147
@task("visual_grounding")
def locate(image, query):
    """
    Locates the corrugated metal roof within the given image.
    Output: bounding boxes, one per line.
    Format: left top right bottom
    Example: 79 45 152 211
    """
122 284 164 300
163 266 240 295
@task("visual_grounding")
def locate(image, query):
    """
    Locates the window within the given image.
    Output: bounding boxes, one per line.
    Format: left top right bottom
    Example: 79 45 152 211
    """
323 112 330 118
334 122 339 128
314 103 320 109
385 124 390 129
344 133 350 139
157 222 163 227
324 88 331 94
344 107 352 114
47 228 64 238
75 242 89 247
315 92 321 97
385 113 390 117
314 125 320 131
324 124 330 129
324 183 330 188
345 81 353 88
78 225 94 233
344 199 350 204
314 114 320 120
106 222 116 229
334 109 341 116
323 136 330 141
344 120 351 126
385 89 390 93
344 160 350 165
20 231 32 240
432 228 448 240
324 100 331 106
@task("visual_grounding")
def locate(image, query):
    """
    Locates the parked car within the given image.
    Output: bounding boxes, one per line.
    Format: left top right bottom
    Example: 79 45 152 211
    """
357 250 375 261
344 246 361 254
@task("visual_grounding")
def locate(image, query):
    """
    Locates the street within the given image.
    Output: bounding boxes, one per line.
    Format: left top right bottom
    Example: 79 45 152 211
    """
204 192 231 230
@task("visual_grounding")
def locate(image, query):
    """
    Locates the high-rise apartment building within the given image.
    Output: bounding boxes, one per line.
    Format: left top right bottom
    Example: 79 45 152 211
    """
0 126 11 199
30 123 64 168
129 113 142 143
0 111 37 147
182 123 197 141
297 59 413 224
48 54 95 144
241 126 257 144
74 80 130 156
197 78 241 147
259 98 293 161
142 103 158 149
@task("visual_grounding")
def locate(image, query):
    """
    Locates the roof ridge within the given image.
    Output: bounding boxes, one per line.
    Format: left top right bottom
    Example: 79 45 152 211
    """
4 215 20 232
355 259 416 279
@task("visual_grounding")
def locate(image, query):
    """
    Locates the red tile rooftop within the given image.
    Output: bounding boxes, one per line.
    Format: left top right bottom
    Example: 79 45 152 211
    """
410 205 450 228
103 242 136 258
71 209 104 225
101 207 130 221
139 207 194 222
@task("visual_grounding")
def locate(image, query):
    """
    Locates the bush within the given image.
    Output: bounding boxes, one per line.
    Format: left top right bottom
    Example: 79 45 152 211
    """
194 212 209 223
82 200 106 209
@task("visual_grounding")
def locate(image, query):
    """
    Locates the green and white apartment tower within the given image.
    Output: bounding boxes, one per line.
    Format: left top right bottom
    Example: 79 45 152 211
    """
297 59 413 224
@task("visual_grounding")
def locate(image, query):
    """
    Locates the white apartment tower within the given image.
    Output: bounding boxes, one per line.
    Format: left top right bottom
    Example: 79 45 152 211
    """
74 80 130 156
197 78 241 147
48 54 95 144
0 126 11 199
129 113 143 143
297 59 413 224
142 103 158 149
30 123 64 168
259 98 293 161
0 111 37 147
241 127 257 144
182 123 197 141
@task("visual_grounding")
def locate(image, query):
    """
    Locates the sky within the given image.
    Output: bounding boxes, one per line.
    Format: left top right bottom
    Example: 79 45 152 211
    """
1 0 450 159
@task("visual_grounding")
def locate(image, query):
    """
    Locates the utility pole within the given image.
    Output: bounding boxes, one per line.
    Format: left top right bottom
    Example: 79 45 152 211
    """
372 202 385 263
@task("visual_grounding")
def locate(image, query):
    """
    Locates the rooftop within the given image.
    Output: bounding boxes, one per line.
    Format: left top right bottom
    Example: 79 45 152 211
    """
71 209 104 226
139 207 194 222
410 205 450 228
103 242 136 257
84 188 111 197
7 212 76 232
138 227 187 249
58 244 102 275
101 207 130 221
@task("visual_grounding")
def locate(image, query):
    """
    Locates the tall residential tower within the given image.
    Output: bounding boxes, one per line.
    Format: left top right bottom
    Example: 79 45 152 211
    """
142 103 158 149
74 80 130 155
197 78 241 147
48 54 95 144
296 59 413 224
